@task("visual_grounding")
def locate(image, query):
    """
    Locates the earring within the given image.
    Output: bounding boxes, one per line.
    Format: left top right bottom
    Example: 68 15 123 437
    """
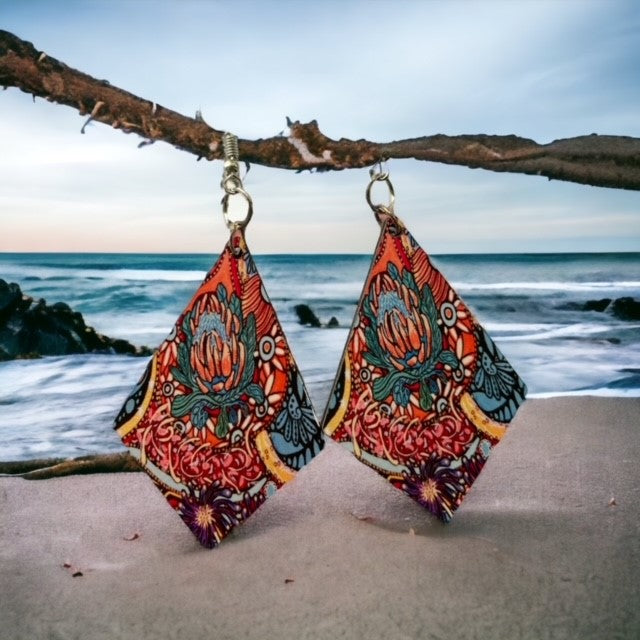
114 134 324 547
323 164 526 522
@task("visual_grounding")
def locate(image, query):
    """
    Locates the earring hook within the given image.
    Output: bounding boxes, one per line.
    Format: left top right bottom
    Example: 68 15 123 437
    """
366 159 395 216
220 133 253 232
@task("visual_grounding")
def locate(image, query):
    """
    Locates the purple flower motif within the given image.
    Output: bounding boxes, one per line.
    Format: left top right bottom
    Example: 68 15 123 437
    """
179 482 242 548
403 454 465 523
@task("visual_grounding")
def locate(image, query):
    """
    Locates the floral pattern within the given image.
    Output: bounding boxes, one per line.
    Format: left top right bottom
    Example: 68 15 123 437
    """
114 230 324 547
323 217 527 522
170 284 264 438
402 454 465 523
179 481 242 548
363 263 459 411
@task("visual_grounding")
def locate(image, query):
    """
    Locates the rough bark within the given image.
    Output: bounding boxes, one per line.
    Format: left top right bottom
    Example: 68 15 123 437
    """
1 29 640 190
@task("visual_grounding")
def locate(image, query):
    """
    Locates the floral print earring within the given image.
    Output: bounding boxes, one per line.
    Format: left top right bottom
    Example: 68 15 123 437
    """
323 164 527 522
114 134 324 547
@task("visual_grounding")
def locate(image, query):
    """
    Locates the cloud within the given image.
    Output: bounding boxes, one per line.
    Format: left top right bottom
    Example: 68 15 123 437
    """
0 0 638 253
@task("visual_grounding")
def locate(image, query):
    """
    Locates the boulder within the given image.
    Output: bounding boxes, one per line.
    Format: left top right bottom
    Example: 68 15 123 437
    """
556 297 640 317
294 303 321 328
326 316 340 328
0 279 151 360
610 297 640 321
0 280 22 321
583 298 612 312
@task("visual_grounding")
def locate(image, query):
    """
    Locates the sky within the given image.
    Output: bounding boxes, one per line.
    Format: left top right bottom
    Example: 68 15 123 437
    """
1 0 639 254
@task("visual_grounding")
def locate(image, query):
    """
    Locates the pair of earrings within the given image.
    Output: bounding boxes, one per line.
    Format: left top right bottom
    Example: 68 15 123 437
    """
114 134 526 548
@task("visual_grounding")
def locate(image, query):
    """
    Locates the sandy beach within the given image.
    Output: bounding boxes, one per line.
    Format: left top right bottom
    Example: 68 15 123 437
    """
1 396 639 640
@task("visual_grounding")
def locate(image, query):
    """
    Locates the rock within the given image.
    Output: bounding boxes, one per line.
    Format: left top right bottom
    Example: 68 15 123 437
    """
0 278 152 360
0 280 21 322
294 304 321 328
610 297 640 321
583 298 611 312
327 316 340 328
557 298 611 312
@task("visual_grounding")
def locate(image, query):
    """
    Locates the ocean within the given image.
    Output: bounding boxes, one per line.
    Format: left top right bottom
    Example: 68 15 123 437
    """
1 251 639 461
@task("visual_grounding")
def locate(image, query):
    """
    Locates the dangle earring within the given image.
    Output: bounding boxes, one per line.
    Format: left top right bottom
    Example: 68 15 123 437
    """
323 164 526 522
114 134 324 547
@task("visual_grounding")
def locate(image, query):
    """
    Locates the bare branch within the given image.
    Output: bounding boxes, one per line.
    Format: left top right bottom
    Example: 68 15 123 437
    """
1 29 639 190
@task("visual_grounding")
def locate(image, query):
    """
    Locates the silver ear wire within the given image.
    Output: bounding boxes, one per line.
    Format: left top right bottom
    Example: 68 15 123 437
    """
220 133 253 231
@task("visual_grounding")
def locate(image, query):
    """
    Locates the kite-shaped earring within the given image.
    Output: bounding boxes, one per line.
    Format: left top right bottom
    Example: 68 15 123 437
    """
114 134 324 547
323 164 526 522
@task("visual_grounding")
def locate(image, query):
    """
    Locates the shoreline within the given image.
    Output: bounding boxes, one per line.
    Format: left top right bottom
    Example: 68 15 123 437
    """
2 396 640 639
1 392 639 475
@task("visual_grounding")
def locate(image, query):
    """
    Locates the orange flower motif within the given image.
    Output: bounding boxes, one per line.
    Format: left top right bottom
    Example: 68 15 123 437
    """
370 273 432 372
189 297 245 395
362 264 459 410
170 285 263 437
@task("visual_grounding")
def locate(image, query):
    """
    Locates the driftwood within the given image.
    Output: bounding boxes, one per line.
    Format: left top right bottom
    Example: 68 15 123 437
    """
0 452 140 480
1 29 639 191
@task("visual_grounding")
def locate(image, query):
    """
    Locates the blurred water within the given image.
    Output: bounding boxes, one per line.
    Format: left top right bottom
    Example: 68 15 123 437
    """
1 251 639 460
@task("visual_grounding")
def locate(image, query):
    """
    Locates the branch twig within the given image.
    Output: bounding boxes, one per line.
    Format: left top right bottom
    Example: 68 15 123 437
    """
1 29 639 190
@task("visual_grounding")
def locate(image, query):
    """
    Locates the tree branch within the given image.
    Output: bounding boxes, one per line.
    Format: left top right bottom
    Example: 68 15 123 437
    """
2 29 639 190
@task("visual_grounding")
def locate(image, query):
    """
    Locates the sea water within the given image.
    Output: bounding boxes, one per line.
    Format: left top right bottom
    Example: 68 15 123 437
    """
1 252 639 460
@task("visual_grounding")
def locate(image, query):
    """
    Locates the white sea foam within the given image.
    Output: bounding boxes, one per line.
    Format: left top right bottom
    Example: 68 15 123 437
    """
456 281 640 292
97 269 206 282
529 388 640 398
0 264 206 283
484 322 563 334
268 281 364 301
497 322 629 342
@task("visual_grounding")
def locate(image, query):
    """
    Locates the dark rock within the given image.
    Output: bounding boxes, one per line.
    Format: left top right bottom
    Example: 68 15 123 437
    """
583 298 611 312
0 280 22 322
294 304 321 328
327 316 340 328
610 297 640 321
0 278 152 360
557 298 611 312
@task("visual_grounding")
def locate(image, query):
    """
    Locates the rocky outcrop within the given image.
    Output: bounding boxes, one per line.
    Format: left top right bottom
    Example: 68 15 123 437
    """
583 298 612 312
294 304 322 328
294 304 341 328
610 297 640 321
0 279 151 361
558 296 640 320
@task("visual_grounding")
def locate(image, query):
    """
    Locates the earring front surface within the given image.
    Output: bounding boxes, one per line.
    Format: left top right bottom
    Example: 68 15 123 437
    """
323 171 526 522
114 136 323 547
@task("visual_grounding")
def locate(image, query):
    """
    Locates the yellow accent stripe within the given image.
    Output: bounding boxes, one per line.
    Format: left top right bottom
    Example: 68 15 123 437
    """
323 352 352 437
460 392 507 440
255 431 296 484
116 353 157 438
